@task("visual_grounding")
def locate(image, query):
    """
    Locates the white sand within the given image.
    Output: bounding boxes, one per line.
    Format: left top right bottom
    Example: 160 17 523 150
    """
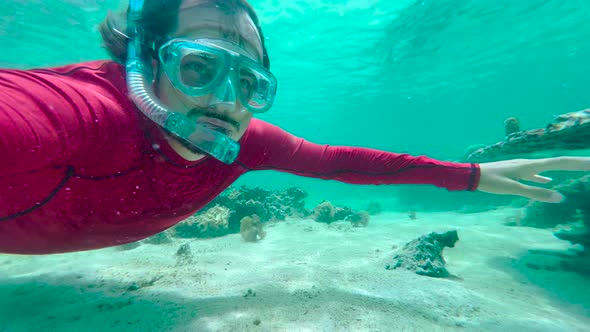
1 208 589 332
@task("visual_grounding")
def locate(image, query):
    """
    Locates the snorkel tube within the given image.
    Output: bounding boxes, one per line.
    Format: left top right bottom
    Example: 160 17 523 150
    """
125 0 240 164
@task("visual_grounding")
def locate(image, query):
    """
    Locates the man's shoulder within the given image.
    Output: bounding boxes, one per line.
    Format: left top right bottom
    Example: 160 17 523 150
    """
32 60 123 74
28 60 127 88
240 118 277 144
239 118 292 152
244 118 280 135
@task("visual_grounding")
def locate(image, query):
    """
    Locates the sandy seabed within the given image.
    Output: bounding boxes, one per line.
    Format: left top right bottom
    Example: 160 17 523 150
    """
1 208 589 332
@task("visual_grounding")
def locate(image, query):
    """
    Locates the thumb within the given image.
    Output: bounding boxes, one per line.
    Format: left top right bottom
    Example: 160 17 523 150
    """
479 176 564 203
509 181 564 203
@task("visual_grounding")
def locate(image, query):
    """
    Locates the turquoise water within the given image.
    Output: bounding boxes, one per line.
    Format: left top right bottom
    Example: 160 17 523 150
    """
1 1 590 330
2 0 589 209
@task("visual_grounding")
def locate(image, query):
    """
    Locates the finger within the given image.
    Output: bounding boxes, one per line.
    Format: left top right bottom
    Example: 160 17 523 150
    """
522 174 552 184
508 181 564 203
533 157 590 172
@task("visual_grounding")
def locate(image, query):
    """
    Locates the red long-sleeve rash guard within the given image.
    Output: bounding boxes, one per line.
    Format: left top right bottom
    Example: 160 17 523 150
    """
0 61 480 254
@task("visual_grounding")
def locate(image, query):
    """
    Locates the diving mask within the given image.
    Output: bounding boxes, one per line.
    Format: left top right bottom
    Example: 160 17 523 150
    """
158 38 277 113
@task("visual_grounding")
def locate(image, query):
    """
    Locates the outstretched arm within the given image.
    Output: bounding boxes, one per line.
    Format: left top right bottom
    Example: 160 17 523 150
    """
240 119 590 202
238 119 480 191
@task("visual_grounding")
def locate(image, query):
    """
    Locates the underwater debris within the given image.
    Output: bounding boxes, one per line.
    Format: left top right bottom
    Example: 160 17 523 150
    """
311 201 370 227
465 109 590 162
126 275 163 292
407 211 417 220
385 230 459 278
175 243 194 265
240 215 267 242
243 288 256 297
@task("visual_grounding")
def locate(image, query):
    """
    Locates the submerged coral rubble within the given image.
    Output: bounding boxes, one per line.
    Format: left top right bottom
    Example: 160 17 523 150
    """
521 176 590 276
461 109 590 276
466 109 590 162
385 230 459 278
125 186 373 249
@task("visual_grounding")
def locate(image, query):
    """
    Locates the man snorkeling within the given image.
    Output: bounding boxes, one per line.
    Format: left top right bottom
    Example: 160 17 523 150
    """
1 0 589 254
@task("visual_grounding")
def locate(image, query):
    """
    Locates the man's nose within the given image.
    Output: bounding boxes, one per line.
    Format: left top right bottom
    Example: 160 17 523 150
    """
209 72 248 114
211 101 241 115
213 76 236 101
212 74 241 107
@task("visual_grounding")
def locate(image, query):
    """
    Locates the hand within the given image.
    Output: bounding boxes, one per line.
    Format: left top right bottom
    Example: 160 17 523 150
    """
477 157 590 203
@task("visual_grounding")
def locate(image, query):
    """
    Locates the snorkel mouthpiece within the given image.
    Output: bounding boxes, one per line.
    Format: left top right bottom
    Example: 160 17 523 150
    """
165 113 240 162
124 0 240 164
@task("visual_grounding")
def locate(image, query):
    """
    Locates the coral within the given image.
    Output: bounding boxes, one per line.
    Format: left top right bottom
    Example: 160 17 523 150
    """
162 186 310 239
553 210 590 275
311 201 370 227
504 117 521 136
461 144 487 161
174 205 230 238
465 109 590 162
312 201 336 223
204 186 310 233
520 175 590 276
385 230 459 278
521 175 590 228
240 215 266 242
345 211 370 228
554 211 590 248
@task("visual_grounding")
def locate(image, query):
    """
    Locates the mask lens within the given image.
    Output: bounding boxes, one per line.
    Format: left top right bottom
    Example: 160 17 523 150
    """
238 66 277 113
238 68 256 100
179 52 221 88
159 41 227 96
159 39 277 112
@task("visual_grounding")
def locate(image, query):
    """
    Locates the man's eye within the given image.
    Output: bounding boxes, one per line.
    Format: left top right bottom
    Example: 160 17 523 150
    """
239 77 255 97
240 77 253 89
187 62 205 72
181 56 215 86
239 68 257 97
183 59 211 74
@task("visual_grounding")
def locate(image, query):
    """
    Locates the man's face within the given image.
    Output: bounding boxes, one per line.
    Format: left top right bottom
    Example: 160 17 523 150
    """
154 3 264 144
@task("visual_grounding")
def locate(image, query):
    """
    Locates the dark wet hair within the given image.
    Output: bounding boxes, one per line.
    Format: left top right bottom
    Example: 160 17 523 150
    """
98 0 270 69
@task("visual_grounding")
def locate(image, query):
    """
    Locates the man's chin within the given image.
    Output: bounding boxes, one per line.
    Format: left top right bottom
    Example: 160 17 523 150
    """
177 137 207 155
166 127 235 155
